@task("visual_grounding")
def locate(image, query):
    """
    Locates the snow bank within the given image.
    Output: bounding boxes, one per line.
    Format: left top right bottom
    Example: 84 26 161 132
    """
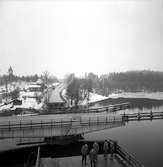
0 103 13 111
81 93 108 105
89 93 108 102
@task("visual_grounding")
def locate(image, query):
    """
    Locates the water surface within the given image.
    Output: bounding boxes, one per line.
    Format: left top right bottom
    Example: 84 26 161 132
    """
86 119 163 167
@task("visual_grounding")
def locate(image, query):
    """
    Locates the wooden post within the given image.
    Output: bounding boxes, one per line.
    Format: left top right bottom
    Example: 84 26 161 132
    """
150 111 153 120
138 112 140 121
123 113 125 122
106 116 108 124
113 116 115 123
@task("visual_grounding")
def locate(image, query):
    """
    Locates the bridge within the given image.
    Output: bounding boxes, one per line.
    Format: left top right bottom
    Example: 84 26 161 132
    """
1 111 162 167
32 140 144 167
0 111 163 139
0 114 124 139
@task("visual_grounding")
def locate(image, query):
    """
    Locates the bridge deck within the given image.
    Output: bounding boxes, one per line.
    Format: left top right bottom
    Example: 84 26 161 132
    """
40 155 123 167
0 114 123 138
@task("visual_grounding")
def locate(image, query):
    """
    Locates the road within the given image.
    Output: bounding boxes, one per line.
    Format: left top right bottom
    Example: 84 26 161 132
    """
48 84 66 104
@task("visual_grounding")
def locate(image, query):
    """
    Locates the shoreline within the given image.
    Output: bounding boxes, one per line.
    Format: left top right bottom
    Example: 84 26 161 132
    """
0 97 163 116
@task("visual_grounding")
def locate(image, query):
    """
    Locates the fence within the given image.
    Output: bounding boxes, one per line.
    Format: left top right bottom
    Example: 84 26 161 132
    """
0 115 124 138
122 111 163 122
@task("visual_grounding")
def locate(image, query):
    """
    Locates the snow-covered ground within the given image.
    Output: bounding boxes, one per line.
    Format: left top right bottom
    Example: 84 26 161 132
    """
0 103 13 111
89 92 109 103
109 92 163 100
0 81 45 112
20 98 43 110
0 98 43 112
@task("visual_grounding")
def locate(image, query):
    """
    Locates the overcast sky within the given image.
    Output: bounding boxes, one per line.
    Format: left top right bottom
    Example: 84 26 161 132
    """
0 0 163 78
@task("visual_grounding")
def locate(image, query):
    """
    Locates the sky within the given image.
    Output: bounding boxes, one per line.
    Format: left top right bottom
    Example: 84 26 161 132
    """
0 0 163 78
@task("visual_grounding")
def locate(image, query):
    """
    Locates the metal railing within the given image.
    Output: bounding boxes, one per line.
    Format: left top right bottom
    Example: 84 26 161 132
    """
114 142 144 167
0 115 124 138
87 103 130 113
35 147 40 167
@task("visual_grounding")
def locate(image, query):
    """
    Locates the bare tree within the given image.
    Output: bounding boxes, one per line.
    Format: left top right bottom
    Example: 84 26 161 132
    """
64 73 75 85
41 71 50 85
66 77 92 107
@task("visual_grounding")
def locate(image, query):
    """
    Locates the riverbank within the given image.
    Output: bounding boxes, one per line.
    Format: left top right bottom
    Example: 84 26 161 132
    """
90 97 163 109
0 97 163 116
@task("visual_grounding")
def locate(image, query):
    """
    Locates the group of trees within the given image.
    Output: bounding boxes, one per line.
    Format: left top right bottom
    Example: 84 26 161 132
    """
65 74 92 106
83 71 163 96
100 71 163 94
65 70 163 106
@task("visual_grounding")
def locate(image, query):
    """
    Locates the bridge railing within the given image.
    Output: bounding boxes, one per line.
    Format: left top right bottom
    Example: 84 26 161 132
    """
0 115 123 132
87 102 130 113
115 143 144 167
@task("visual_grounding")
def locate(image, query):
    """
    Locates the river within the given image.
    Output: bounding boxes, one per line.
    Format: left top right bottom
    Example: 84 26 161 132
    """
86 105 163 167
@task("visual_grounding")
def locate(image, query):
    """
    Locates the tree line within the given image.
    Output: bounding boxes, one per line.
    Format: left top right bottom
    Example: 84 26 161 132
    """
0 67 58 86
66 70 163 103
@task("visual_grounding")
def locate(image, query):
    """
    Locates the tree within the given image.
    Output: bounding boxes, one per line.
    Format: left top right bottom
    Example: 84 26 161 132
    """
66 78 79 106
41 71 58 85
8 66 14 83
10 88 20 100
41 71 50 85
64 73 75 85
66 77 92 106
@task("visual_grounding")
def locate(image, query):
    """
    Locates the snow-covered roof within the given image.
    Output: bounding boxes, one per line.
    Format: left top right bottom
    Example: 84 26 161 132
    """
20 91 42 98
